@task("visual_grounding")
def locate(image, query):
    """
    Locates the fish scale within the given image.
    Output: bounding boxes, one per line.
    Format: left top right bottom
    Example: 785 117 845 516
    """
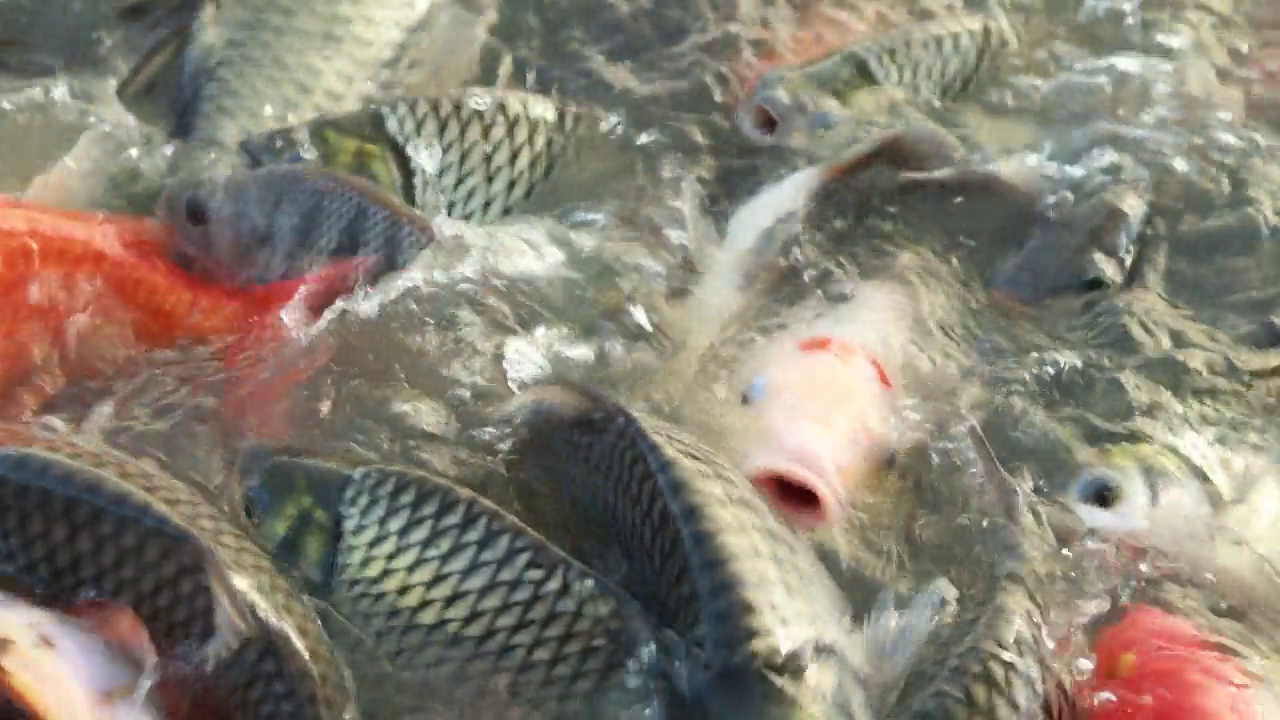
0 423 355 720
884 424 1077 720
237 452 656 711
502 383 875 718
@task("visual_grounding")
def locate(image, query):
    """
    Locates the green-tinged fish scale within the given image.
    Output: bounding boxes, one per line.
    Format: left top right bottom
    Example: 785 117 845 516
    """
374 89 581 223
240 454 654 709
0 424 354 720
504 384 873 717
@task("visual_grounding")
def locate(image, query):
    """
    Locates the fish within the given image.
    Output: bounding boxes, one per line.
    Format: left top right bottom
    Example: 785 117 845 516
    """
990 184 1149 306
0 593 164 720
157 166 440 286
115 0 433 152
0 197 367 438
882 421 1077 720
232 446 659 712
735 281 913 531
500 383 880 718
1075 603 1270 720
237 88 592 224
0 422 356 720
737 5 1019 147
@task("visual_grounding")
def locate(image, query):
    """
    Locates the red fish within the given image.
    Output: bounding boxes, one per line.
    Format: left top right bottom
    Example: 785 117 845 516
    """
0 196 368 440
1076 603 1264 720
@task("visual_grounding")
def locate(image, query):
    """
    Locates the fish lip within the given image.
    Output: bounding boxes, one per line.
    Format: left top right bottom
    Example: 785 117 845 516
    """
742 452 844 531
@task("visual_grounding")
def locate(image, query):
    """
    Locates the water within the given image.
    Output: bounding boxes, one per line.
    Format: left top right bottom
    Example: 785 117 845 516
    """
4 0 1280 716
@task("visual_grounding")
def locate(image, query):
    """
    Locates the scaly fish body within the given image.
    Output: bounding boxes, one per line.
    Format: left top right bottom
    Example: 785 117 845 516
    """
738 7 1019 146
238 88 589 225
0 198 364 423
158 166 440 286
117 0 432 150
0 423 355 720
884 424 1077 720
502 383 877 719
234 448 656 711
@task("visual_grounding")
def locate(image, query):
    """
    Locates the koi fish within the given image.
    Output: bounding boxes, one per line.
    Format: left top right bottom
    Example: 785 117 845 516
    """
736 281 911 530
0 196 368 440
1076 603 1269 720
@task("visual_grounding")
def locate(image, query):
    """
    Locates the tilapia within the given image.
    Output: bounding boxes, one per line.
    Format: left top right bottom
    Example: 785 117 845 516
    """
115 0 431 150
500 383 877 718
991 184 1149 306
232 446 658 712
158 165 446 285
738 6 1019 147
0 422 354 720
238 88 594 224
882 422 1076 720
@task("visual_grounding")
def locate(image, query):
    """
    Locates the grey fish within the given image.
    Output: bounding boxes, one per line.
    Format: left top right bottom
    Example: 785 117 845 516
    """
738 7 1019 147
991 184 1149 306
0 422 355 720
115 0 431 150
233 446 658 711
158 165 443 285
500 383 875 719
883 422 1076 720
238 88 592 224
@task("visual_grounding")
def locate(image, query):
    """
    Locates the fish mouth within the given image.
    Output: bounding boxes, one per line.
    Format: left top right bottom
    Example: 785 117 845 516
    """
743 455 843 531
736 86 790 145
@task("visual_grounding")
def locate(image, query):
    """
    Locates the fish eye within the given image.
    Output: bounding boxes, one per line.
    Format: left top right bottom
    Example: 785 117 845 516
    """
809 110 839 133
184 194 210 228
741 377 766 405
1077 473 1122 510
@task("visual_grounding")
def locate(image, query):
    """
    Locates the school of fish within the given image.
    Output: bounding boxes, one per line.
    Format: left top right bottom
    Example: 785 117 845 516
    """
0 0 1274 718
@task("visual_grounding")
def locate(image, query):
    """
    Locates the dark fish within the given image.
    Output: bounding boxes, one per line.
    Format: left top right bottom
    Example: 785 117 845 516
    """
158 165 443 285
0 421 354 720
991 184 1149 306
234 447 659 712
115 0 431 150
501 383 876 719
239 88 592 224
738 6 1019 147
883 422 1077 720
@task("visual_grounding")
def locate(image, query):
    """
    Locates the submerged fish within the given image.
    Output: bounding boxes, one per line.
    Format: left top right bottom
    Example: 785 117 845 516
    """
991 184 1149 306
0 422 355 720
234 447 656 712
0 593 164 720
1076 603 1268 720
238 88 591 224
738 6 1019 147
883 422 1077 720
0 197 366 436
116 0 431 151
736 282 913 531
501 383 878 718
158 166 440 286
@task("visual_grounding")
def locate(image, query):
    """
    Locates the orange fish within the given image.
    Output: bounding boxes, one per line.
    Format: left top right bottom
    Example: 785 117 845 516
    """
0 196 368 440
1076 603 1264 720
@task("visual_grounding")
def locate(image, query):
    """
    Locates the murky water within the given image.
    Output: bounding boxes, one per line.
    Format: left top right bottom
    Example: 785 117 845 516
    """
3 0 1280 716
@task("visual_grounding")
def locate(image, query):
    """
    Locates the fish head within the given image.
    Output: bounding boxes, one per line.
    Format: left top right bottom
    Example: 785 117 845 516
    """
1062 443 1213 545
157 168 264 285
234 446 351 596
737 337 897 530
691 653 873 720
737 74 845 148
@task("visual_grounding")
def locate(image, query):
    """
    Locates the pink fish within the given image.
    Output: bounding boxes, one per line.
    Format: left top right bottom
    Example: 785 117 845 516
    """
736 282 910 530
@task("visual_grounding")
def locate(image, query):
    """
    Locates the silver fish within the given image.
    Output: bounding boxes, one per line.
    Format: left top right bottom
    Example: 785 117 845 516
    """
234 446 660 713
0 421 355 720
883 422 1077 720
115 0 431 150
238 88 591 224
738 6 1019 147
158 165 445 285
500 383 876 719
